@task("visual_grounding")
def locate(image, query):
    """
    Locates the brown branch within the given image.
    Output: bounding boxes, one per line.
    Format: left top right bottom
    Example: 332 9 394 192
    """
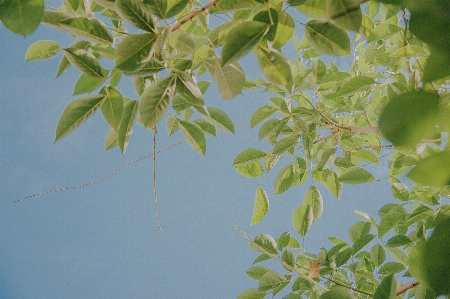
171 0 222 32
396 280 419 296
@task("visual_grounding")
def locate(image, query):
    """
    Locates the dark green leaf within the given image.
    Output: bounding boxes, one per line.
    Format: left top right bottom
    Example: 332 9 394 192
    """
179 120 206 155
117 100 138 153
378 262 405 275
63 48 105 78
142 0 166 19
0 0 44 36
115 0 155 32
305 20 350 56
115 33 157 72
327 0 362 31
251 234 278 256
386 235 412 247
59 17 113 44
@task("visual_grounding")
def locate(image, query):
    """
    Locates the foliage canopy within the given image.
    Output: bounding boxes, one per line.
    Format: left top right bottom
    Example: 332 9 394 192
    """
2 0 450 298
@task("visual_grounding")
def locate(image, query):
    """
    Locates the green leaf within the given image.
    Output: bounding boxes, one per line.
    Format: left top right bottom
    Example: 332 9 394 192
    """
320 286 355 299
221 21 268 65
142 0 166 19
305 20 350 56
273 11 295 49
294 0 327 18
100 86 123 132
379 91 440 147
258 271 289 292
176 73 203 106
0 0 44 36
115 0 155 32
303 185 323 222
274 165 294 195
122 58 165 77
281 250 295 271
292 204 313 237
251 234 278 256
57 41 90 78
348 221 371 243
104 128 118 150
25 40 61 61
373 274 396 299
327 0 362 31
234 148 267 166
41 11 71 31
338 76 375 97
367 23 402 43
378 205 406 238
386 235 412 247
335 247 352 266
207 107 235 134
251 186 269 225
423 50 450 82
55 94 106 141
250 106 277 128
73 73 106 95
117 100 138 153
115 33 157 72
256 47 293 88
139 75 176 129
59 17 113 44
371 244 386 267
273 134 300 156
235 162 265 178
211 0 256 12
353 234 375 254
178 120 206 155
165 0 189 18
408 151 450 187
338 167 375 184
193 119 215 136
378 262 405 275
205 58 245 99
246 266 270 280
63 48 105 78
236 288 266 299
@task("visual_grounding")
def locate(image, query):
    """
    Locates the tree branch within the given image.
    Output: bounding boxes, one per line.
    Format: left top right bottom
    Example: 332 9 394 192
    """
396 280 419 296
171 0 222 32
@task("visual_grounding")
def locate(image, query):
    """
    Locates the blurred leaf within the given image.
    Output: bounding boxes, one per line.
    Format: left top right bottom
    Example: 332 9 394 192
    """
0 0 44 36
320 286 355 299
372 274 396 299
408 151 450 187
327 0 362 31
256 47 293 88
305 20 350 56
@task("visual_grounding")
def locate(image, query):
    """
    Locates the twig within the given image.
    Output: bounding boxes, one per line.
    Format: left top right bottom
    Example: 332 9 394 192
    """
153 132 164 234
396 280 419 296
171 0 222 32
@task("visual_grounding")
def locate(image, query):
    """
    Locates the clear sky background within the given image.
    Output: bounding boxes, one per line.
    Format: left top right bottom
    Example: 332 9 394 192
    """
1 13 394 299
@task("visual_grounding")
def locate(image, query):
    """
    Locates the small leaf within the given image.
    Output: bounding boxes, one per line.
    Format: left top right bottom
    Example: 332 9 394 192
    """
55 94 106 141
59 17 113 44
73 73 106 95
115 0 155 32
115 33 157 72
338 76 374 97
320 286 356 299
236 288 266 299
221 21 268 65
372 274 396 299
371 244 386 267
256 47 293 88
234 148 267 166
176 72 204 106
292 204 313 237
104 128 118 150
303 185 323 222
273 134 301 156
305 20 350 56
281 250 296 271
63 48 105 78
274 165 294 195
378 262 405 275
25 40 61 61
0 0 44 36
207 107 235 134
251 234 278 256
139 75 176 129
250 106 277 128
117 100 138 153
246 266 270 280
258 271 289 292
338 167 375 184
178 120 206 155
100 86 124 132
386 235 412 247
251 186 269 225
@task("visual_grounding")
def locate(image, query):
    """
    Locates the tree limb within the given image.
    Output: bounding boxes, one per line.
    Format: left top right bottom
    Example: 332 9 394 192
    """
172 0 222 32
396 280 419 296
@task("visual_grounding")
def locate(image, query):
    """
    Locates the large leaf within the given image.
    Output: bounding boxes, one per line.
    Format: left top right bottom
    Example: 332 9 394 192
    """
234 148 267 166
178 120 206 155
408 150 450 187
379 91 440 147
139 75 176 129
100 86 124 132
251 234 278 256
338 167 375 184
142 0 166 19
292 204 313 237
207 107 235 134
213 59 245 99
115 33 157 72
273 11 295 49
235 162 265 178
372 275 396 299
59 17 113 44
251 186 269 225
305 20 350 56
25 40 61 61
64 48 106 79
273 134 300 156
221 21 268 65
115 0 155 32
0 0 44 36
256 47 293 88
176 72 204 106
378 205 406 238
303 185 323 222
165 0 189 18
55 94 106 141
117 100 138 153
327 0 362 32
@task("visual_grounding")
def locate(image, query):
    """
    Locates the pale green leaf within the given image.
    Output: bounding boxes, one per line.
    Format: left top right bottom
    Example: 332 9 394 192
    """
115 0 155 32
59 17 113 44
117 100 138 153
273 134 300 156
250 106 277 128
303 185 322 222
55 94 106 141
251 186 269 225
142 0 166 19
353 234 375 254
258 271 289 292
273 11 295 49
378 262 405 275
179 120 206 155
221 21 268 65
274 165 294 194
327 0 362 31
139 75 176 129
367 23 402 43
338 167 375 184
371 244 386 267
41 11 72 31
236 288 266 299
246 266 270 280
0 0 43 36
378 205 406 238
373 274 396 299
292 204 313 237
233 148 267 166
104 128 118 150
320 286 356 299
63 48 105 78
251 234 278 256
235 162 265 178
115 33 157 72
165 0 189 18
281 250 295 271
305 20 350 56
294 0 327 18
25 40 61 61
256 47 293 88
208 58 245 99
338 76 375 97
73 73 106 95
100 86 124 132
176 72 204 106
207 107 235 134
408 151 450 187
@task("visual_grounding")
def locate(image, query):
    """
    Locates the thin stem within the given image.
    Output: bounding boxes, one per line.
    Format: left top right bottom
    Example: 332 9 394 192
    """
83 0 92 18
172 0 222 32
153 132 164 234
396 280 419 296
327 277 373 296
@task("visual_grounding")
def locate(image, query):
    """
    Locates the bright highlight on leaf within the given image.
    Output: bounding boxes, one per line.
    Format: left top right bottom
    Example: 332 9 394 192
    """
250 186 269 225
25 40 61 61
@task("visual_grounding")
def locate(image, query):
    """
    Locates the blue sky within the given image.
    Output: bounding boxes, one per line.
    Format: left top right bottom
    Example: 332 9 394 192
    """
1 17 394 299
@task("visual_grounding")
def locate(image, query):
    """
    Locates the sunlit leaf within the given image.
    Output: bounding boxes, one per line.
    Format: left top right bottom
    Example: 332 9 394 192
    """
246 266 270 280
117 100 138 153
115 33 157 72
0 0 44 36
59 17 113 44
104 128 118 150
25 40 61 61
73 73 106 95
63 48 106 78
320 286 356 299
292 204 313 237
273 134 300 156
338 76 374 97
251 186 269 225
250 106 277 128
372 274 396 299
236 288 266 299
115 0 155 32
338 167 375 184
408 150 450 187
235 162 265 178
303 185 322 222
100 86 123 132
179 120 206 155
251 234 278 256
234 148 267 166
55 94 106 141
366 23 401 43
305 20 350 56
256 47 293 88
273 11 295 49
258 271 289 292
327 0 362 31
371 244 386 267
142 0 166 19
378 205 406 238
274 165 294 194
